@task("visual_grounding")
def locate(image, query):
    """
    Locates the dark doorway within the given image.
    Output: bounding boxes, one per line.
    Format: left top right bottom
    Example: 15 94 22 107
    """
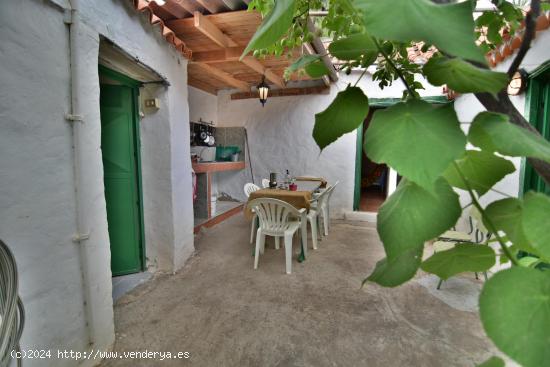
358 110 388 212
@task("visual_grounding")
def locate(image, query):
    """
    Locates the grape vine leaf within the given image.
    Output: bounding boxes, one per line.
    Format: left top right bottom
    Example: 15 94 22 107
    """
420 243 495 280
423 57 508 94
479 267 550 367
313 86 369 150
365 245 423 287
443 150 515 195
365 99 466 188
241 0 296 58
354 0 485 63
377 177 461 258
328 33 378 60
522 191 550 262
469 112 550 163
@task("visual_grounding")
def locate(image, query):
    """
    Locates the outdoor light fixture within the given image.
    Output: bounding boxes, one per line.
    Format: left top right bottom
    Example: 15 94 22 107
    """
257 76 270 107
507 69 528 96
154 0 166 6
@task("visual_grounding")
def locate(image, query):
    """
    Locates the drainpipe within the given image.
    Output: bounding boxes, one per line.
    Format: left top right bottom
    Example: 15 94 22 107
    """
65 0 98 348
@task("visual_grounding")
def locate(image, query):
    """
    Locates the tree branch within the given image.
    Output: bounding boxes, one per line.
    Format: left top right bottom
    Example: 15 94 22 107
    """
507 0 541 78
475 91 550 185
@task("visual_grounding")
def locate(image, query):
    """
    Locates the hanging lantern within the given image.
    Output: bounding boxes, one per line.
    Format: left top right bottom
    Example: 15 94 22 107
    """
257 76 270 107
507 69 528 96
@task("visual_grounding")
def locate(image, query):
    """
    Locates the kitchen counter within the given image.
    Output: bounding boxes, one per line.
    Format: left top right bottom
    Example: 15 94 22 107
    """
192 161 245 173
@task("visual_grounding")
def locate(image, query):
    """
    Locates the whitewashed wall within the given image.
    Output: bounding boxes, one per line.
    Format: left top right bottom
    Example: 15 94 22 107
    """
210 73 443 217
0 0 194 366
189 86 218 123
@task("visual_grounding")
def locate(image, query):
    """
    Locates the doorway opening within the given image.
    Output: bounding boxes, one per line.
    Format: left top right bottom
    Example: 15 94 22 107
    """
99 65 146 281
355 109 388 213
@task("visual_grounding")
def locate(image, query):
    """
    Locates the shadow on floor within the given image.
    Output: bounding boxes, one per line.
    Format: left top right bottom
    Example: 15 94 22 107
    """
102 216 499 367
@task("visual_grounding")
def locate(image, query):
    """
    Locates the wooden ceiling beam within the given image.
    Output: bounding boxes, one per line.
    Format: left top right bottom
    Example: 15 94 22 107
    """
195 0 230 13
307 17 338 82
191 62 250 92
192 11 285 88
188 76 218 95
241 56 285 88
161 0 191 18
169 0 204 14
231 86 330 100
192 46 246 63
194 11 238 48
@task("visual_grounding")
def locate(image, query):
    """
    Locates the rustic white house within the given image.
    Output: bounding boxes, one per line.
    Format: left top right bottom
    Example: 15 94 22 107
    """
0 0 549 366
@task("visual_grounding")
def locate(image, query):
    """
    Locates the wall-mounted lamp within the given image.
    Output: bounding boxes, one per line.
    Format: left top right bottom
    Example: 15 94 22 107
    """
257 76 270 107
154 0 166 6
507 69 528 96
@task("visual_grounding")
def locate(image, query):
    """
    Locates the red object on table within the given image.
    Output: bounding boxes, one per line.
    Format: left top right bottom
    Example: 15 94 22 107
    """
289 183 297 191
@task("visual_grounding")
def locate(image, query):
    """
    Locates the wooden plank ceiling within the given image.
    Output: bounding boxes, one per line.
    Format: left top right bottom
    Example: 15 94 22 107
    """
144 0 335 95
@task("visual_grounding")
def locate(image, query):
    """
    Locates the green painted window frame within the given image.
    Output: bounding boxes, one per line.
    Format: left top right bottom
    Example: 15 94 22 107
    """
98 65 147 271
520 60 550 196
353 96 452 210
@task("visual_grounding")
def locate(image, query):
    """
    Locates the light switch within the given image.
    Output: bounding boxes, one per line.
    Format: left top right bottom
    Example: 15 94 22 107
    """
144 98 160 109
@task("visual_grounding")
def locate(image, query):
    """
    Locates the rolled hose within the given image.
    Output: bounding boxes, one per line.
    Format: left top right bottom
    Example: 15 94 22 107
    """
0 239 24 367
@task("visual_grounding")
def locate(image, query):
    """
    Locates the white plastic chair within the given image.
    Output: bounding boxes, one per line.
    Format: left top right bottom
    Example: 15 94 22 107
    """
244 183 261 244
247 198 307 274
313 181 339 237
244 183 260 197
261 178 270 188
307 189 329 249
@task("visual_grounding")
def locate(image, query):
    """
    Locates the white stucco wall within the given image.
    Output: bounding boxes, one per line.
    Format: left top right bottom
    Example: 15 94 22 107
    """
0 0 194 366
188 86 218 124
212 72 443 217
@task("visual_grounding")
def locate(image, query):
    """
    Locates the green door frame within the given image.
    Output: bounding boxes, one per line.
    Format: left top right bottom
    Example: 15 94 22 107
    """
99 65 147 273
520 60 550 196
353 96 451 210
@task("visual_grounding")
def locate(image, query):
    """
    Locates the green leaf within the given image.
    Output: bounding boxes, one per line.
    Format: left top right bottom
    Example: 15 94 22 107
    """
313 86 369 150
517 256 542 268
304 60 329 78
354 0 485 63
286 54 321 74
364 99 466 188
328 33 377 60
365 246 423 287
484 198 541 258
479 267 550 367
241 0 296 59
420 243 495 280
423 57 508 94
377 178 461 258
477 356 504 367
468 112 550 163
443 150 515 195
522 192 550 261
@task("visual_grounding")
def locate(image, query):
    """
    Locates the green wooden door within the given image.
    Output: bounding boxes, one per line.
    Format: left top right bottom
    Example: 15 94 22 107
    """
100 83 144 276
523 66 550 195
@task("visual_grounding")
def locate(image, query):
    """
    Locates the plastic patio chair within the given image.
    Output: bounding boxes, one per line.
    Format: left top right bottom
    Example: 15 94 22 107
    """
247 198 307 274
307 188 330 249
244 183 261 244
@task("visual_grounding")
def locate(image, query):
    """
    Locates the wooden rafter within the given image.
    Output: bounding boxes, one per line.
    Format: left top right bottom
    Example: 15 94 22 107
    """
192 46 246 63
304 43 330 87
307 18 338 82
194 11 238 48
192 11 285 89
192 62 250 92
231 86 330 100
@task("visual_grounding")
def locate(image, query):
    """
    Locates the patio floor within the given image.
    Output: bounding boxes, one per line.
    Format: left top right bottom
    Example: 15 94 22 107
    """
101 215 500 367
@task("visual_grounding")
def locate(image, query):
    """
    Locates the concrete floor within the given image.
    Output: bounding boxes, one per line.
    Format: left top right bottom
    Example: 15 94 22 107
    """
101 215 500 367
